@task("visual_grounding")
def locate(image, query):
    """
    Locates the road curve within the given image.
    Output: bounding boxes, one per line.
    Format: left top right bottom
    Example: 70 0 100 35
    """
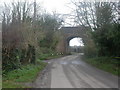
33 54 119 88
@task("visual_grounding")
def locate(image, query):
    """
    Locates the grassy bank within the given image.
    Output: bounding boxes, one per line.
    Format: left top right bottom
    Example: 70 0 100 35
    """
2 53 64 88
82 56 119 76
2 61 47 88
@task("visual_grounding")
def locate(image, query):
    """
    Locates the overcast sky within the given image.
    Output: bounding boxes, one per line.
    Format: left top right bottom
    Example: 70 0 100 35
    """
0 0 118 25
0 0 72 14
0 0 77 26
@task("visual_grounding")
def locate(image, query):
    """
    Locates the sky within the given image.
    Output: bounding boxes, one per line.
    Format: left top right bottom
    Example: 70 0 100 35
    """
0 0 73 14
0 0 76 26
39 0 72 14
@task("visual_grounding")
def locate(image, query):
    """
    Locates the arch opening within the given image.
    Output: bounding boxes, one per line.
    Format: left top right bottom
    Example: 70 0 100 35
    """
69 37 84 47
68 37 84 53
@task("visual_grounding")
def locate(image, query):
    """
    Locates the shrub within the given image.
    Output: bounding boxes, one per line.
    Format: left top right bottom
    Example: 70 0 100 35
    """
2 47 21 73
84 45 98 58
2 44 36 74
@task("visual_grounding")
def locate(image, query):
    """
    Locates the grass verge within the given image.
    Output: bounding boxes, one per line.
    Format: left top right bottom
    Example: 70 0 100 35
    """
39 53 64 60
82 56 119 76
2 61 47 88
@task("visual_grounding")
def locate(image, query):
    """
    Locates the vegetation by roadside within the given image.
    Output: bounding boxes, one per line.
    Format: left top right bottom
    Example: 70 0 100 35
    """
2 61 47 88
82 56 119 76
0 75 1 89
73 2 119 77
39 53 65 60
2 1 63 88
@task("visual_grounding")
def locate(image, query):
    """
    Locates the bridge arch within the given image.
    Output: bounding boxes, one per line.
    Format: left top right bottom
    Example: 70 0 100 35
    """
56 26 90 54
68 36 84 53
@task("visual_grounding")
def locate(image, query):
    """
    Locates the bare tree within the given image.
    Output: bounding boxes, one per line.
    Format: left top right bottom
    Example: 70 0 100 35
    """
71 1 119 30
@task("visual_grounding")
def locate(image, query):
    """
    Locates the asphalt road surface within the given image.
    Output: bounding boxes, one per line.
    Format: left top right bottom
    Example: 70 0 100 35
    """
32 54 119 88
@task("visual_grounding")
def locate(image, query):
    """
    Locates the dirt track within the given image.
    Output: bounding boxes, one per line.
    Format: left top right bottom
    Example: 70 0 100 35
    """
31 54 119 88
